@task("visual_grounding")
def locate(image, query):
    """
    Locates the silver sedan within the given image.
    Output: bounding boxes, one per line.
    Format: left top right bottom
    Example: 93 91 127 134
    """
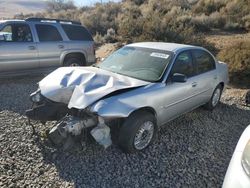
26 42 229 153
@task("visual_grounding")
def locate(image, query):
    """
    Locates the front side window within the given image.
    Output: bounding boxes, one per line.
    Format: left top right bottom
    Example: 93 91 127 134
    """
36 24 62 42
0 24 33 42
193 49 216 74
171 51 195 77
98 46 172 82
62 24 93 41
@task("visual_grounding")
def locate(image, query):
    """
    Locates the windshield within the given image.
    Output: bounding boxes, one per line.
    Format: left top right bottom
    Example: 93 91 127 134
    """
98 46 172 82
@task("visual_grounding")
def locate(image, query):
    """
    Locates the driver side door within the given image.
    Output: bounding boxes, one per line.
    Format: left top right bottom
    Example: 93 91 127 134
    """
159 50 199 124
0 23 39 73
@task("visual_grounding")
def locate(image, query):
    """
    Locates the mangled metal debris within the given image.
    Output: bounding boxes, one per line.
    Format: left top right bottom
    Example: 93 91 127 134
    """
47 115 112 149
90 117 112 149
48 116 97 147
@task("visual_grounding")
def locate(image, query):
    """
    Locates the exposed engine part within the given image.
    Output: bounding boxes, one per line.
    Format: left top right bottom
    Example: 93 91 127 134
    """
48 115 97 147
90 117 112 149
49 122 68 146
64 116 96 135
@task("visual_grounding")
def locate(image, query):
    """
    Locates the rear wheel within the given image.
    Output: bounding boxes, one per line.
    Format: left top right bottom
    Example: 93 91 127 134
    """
64 57 83 67
205 85 222 110
118 111 157 153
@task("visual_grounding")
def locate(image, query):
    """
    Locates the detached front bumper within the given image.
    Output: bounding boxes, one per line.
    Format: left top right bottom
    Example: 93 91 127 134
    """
26 103 68 121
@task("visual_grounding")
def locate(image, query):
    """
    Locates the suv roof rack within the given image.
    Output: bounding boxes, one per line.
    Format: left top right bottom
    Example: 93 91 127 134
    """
25 17 81 25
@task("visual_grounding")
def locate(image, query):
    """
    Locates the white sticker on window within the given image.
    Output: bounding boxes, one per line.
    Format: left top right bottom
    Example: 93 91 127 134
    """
150 52 169 59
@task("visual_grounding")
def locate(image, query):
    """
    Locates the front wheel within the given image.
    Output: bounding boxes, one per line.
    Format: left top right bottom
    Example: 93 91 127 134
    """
118 111 157 153
204 85 222 110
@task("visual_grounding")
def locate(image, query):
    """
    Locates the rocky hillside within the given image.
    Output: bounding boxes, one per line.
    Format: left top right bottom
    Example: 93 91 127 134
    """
0 0 46 18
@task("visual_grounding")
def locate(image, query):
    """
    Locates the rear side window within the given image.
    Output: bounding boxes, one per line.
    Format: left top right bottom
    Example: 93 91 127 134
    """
36 24 62 42
192 49 216 74
61 24 93 41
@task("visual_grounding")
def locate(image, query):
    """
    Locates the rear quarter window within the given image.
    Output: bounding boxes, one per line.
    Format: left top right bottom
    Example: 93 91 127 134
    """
193 49 216 74
62 24 93 41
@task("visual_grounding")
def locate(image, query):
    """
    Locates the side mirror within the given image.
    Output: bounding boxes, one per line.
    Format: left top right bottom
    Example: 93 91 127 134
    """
172 73 187 83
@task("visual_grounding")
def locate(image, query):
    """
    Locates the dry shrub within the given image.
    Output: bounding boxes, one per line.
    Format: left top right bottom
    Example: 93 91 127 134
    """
218 40 250 87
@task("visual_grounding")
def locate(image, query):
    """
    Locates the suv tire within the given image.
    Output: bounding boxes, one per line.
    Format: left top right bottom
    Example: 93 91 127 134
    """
64 57 83 67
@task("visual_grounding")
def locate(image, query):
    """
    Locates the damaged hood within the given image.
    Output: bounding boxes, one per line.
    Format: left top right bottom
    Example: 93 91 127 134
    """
39 67 150 109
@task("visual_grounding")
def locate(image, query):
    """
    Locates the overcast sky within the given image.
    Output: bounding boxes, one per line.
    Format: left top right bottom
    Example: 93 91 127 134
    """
73 0 120 6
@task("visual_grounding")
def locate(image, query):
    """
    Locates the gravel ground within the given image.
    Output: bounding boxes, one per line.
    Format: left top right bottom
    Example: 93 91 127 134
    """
0 77 250 188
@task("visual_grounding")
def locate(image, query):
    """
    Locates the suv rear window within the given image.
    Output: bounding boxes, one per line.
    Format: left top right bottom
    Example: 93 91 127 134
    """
36 24 63 42
62 24 93 41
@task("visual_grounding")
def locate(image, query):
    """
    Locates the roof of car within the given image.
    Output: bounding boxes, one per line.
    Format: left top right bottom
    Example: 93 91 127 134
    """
127 42 204 53
0 18 81 25
0 20 25 23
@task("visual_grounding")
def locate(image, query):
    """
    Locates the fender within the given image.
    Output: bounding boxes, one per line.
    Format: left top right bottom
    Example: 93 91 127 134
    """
89 87 158 123
60 49 87 65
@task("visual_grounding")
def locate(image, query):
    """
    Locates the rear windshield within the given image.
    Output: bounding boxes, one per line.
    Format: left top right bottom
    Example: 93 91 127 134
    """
62 24 93 41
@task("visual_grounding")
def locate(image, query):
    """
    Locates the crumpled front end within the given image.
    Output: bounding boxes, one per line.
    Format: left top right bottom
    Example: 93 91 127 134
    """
39 66 149 109
26 67 149 149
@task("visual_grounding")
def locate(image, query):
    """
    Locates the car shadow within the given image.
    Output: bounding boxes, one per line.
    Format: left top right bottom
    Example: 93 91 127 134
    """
33 102 250 187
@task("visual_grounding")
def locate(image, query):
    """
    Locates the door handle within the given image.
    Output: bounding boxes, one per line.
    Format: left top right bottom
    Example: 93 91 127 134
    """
28 46 36 50
58 45 64 49
192 82 197 87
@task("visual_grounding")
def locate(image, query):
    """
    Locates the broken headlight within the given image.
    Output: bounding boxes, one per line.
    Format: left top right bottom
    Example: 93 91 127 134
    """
30 89 43 103
242 140 250 177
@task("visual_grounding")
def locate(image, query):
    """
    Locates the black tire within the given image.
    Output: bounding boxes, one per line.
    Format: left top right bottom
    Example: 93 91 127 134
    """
64 57 83 67
118 111 157 153
204 84 222 110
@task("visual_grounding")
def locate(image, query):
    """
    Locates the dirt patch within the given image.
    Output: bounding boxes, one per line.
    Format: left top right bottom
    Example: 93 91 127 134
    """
205 31 250 50
96 43 123 62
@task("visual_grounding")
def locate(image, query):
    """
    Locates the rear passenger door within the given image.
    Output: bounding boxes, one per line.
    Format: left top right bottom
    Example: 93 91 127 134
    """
191 49 217 105
0 23 39 72
35 24 66 68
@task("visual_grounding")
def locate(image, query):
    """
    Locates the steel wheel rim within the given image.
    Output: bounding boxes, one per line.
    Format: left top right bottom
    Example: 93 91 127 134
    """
212 88 221 107
134 121 154 150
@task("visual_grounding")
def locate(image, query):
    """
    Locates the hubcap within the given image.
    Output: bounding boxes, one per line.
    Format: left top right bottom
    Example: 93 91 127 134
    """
212 88 221 107
134 121 154 150
70 63 79 67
